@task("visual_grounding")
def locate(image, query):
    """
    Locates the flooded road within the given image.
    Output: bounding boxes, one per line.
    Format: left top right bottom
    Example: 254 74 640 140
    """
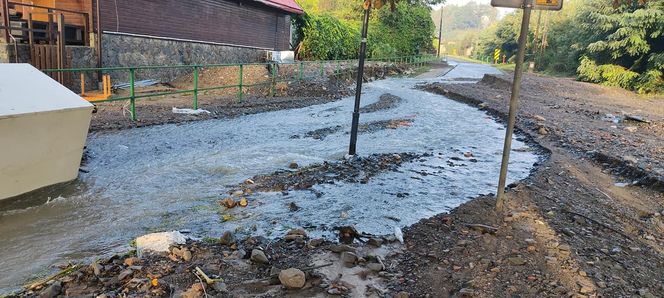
0 61 539 292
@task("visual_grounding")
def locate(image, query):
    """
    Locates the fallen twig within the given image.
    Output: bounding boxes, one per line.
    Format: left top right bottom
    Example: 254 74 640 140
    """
195 266 223 285
595 187 613 201
464 223 498 234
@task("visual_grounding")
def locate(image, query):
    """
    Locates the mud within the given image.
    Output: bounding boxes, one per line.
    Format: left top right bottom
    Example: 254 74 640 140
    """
296 117 414 140
231 152 427 193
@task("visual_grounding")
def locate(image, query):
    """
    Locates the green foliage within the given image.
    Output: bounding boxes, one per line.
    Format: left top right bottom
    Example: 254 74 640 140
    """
299 14 360 60
473 0 664 93
295 0 436 60
371 42 398 58
369 2 435 56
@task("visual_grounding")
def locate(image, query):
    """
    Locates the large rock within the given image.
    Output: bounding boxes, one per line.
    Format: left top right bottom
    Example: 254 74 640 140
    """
250 249 269 264
135 231 187 257
279 268 306 289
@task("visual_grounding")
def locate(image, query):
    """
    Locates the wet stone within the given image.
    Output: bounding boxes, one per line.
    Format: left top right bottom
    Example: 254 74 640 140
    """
340 251 358 264
38 281 61 298
251 249 269 264
328 244 356 253
220 231 235 246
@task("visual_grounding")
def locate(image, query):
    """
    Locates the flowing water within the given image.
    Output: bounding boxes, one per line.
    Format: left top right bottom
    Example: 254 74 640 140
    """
0 62 540 292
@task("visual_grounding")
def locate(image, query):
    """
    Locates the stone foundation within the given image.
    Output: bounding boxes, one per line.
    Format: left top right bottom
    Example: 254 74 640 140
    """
101 34 266 83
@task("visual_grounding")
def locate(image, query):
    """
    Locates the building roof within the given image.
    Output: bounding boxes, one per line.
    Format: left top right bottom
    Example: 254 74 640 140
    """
254 0 303 14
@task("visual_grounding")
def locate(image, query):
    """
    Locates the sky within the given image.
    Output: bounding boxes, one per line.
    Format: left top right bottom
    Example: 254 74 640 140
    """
434 0 516 18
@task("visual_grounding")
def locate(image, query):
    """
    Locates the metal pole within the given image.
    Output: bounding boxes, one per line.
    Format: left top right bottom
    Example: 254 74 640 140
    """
348 2 371 156
495 0 533 212
437 7 443 58
238 64 244 102
271 63 276 97
298 61 303 82
129 68 136 121
96 0 103 81
193 66 199 109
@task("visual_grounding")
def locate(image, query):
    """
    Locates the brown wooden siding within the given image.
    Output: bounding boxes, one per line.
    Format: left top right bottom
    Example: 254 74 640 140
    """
97 0 291 50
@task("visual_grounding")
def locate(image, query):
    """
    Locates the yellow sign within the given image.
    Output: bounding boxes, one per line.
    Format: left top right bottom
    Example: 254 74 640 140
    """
536 0 559 6
494 48 501 63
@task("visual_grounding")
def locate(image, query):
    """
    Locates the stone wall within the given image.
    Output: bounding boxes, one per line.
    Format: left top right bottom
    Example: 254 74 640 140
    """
102 34 266 83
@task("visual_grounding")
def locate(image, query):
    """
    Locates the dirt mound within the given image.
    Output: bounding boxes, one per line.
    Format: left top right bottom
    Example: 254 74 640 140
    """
360 93 403 113
479 74 512 90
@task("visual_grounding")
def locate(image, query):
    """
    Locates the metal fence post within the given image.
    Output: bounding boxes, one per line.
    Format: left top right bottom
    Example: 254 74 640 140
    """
193 66 199 110
271 63 276 97
298 61 303 82
238 64 244 102
129 68 136 121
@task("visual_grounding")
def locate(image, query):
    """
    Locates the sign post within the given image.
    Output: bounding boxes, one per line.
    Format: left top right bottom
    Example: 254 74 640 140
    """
491 0 562 212
494 48 501 64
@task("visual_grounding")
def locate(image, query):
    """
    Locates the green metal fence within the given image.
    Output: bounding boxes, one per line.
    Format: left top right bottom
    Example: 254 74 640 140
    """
43 54 439 121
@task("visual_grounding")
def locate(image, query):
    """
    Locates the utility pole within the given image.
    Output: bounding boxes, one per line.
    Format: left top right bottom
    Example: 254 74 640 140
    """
437 7 443 57
495 0 533 212
348 1 372 156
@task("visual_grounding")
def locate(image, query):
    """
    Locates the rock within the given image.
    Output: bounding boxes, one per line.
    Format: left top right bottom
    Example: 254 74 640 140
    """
180 283 204 298
90 262 102 276
459 288 475 297
579 286 593 294
328 244 356 253
172 247 192 261
289 162 299 169
538 127 549 135
288 202 300 212
507 257 527 266
367 263 384 272
220 231 235 246
624 126 638 132
307 238 324 248
288 228 307 236
367 238 384 247
124 257 140 266
340 251 358 264
38 281 62 298
558 244 571 252
135 231 187 257
212 282 229 294
533 115 546 121
251 249 269 264
182 248 192 261
623 155 638 164
118 269 134 280
394 291 410 298
279 268 306 289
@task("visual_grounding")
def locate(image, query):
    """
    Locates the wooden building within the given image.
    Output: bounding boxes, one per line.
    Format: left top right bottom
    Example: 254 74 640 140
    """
0 0 303 70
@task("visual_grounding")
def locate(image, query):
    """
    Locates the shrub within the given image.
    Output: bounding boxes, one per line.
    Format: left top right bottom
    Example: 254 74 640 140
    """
635 70 664 94
300 14 360 60
371 42 397 59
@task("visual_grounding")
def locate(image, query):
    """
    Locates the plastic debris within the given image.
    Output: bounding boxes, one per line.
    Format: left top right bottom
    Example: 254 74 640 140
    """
172 107 211 115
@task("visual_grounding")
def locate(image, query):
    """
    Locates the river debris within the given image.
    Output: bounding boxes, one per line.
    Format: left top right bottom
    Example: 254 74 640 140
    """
298 117 414 140
228 152 428 194
359 93 403 113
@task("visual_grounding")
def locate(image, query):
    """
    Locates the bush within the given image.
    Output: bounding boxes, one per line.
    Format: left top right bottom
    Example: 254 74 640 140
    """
635 70 664 94
577 57 640 89
371 42 397 58
300 14 360 60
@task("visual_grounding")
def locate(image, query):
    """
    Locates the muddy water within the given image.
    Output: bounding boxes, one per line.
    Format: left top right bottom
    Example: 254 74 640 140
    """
0 62 538 292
